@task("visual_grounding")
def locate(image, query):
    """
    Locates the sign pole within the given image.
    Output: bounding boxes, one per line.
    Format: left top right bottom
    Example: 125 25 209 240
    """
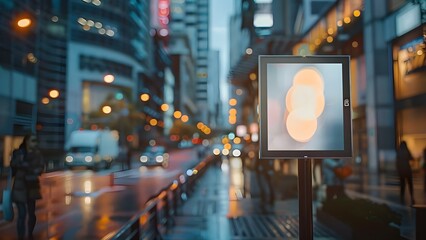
298 158 313 240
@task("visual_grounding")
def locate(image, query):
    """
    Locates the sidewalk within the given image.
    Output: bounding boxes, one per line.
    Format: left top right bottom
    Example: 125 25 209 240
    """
344 168 425 240
163 161 340 240
163 158 425 240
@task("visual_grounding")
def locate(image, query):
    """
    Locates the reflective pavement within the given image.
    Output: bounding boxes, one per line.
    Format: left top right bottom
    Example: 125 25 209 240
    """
344 166 426 240
163 157 426 240
1 156 425 239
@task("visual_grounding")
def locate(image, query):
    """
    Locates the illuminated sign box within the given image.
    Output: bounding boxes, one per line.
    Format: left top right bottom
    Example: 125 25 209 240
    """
259 55 352 159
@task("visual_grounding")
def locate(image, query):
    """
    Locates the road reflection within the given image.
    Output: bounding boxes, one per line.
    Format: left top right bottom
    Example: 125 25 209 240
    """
0 148 200 240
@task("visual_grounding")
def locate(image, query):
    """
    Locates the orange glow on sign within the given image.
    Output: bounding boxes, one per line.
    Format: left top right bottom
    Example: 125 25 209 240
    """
285 67 324 142
286 110 318 142
292 68 324 91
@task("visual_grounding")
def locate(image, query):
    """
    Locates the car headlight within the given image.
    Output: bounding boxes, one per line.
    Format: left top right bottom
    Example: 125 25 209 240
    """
232 149 241 157
65 156 73 163
212 148 221 156
140 156 148 162
155 155 164 162
85 156 93 162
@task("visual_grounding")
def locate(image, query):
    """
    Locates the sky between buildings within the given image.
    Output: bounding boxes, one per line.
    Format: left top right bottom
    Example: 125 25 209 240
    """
210 0 235 103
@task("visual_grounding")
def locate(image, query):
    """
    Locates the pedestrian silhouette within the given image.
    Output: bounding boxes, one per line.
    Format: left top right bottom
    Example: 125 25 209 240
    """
312 158 323 186
322 158 347 200
254 156 275 207
423 146 426 193
396 141 415 205
126 147 132 170
10 133 45 240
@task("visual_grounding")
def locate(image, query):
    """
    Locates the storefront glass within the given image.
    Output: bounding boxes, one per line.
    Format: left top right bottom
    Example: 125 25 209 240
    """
394 37 426 99
393 27 426 169
397 107 426 169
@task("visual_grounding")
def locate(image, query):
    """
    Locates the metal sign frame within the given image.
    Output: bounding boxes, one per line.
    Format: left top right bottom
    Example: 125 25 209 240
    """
259 55 352 159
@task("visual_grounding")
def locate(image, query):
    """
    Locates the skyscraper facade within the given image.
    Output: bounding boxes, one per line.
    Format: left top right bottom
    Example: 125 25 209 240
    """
0 0 40 164
0 0 165 165
192 0 210 124
65 0 154 148
169 0 210 124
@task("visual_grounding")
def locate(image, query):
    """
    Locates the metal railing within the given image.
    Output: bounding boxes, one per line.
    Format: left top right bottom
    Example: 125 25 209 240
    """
102 155 215 240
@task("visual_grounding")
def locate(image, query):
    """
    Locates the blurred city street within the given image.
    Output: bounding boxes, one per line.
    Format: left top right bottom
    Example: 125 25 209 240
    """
1 0 425 239
0 147 425 239
0 148 201 239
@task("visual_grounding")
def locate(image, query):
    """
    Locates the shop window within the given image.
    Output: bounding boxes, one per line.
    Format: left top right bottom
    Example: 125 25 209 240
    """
393 36 426 100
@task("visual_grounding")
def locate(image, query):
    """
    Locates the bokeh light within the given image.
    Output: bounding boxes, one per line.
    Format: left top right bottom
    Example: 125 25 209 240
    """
102 105 112 114
161 103 169 111
140 93 150 102
173 111 182 119
103 74 114 83
49 89 59 98
17 18 31 28
285 67 324 142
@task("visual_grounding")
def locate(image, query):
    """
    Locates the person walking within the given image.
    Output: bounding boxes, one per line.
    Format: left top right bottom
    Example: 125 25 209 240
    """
126 146 132 170
322 158 347 200
10 133 45 240
422 147 426 193
312 158 323 186
396 141 415 205
254 157 275 207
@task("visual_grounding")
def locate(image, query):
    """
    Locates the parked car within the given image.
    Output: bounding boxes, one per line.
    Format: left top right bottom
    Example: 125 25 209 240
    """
139 146 169 167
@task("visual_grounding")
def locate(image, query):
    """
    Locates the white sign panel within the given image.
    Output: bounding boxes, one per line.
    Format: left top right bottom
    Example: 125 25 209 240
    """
259 55 352 159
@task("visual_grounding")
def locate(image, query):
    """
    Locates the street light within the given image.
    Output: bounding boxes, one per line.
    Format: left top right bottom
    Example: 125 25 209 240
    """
104 74 115 83
149 119 158 126
173 110 182 119
49 89 59 98
181 115 189 123
17 18 32 28
161 103 169 112
41 97 49 105
140 93 150 102
102 105 112 114
229 98 237 106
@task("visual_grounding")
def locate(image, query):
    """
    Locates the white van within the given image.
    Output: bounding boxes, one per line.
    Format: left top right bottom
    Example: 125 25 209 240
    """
64 130 119 170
